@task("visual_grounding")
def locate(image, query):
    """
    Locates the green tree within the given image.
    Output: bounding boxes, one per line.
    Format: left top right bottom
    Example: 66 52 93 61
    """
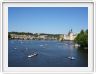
8 34 11 39
74 29 88 47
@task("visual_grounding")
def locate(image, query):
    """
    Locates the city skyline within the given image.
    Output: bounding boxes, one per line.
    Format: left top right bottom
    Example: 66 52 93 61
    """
8 7 88 34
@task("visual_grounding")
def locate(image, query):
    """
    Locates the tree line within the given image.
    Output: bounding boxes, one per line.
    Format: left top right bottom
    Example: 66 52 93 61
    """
8 32 60 39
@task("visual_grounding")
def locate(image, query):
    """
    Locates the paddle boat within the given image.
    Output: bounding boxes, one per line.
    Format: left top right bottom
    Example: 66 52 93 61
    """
28 52 38 58
68 56 76 60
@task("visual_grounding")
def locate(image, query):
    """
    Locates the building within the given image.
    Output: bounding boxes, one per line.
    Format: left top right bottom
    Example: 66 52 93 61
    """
10 34 34 40
9 29 77 41
38 35 48 40
64 29 77 41
59 34 64 41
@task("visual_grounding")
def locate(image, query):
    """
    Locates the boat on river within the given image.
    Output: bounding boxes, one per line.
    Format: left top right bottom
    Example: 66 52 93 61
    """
74 44 80 47
68 56 76 60
28 52 38 58
40 45 44 46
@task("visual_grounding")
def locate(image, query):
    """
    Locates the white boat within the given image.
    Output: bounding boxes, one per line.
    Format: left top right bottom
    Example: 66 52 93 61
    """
40 45 43 46
74 44 80 47
14 47 17 49
28 53 38 58
68 56 76 60
65 43 68 45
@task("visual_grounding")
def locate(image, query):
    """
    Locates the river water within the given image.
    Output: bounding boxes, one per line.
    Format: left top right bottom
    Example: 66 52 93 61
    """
8 40 88 67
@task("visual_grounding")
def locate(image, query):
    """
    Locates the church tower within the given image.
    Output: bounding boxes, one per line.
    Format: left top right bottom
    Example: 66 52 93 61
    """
68 29 74 40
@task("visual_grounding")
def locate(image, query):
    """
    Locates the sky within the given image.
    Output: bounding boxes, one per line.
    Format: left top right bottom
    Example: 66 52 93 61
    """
8 7 88 34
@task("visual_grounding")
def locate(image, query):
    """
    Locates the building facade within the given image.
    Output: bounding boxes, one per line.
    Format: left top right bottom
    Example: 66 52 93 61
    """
63 29 77 41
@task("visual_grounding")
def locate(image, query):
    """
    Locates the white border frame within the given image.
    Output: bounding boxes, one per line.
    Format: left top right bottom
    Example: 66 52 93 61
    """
94 1 95 73
2 2 94 73
0 1 2 73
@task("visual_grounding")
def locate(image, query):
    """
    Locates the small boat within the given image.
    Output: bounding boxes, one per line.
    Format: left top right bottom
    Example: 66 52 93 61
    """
28 53 38 58
68 56 76 60
65 43 68 45
40 45 44 46
14 48 17 49
74 44 80 47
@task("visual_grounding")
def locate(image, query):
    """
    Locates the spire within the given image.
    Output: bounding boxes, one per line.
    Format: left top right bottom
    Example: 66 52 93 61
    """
71 29 72 32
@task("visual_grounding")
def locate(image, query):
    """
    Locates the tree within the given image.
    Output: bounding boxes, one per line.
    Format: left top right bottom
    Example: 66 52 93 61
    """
74 29 88 47
8 34 11 39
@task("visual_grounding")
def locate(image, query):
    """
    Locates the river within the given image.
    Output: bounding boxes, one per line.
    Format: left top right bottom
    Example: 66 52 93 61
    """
8 40 88 67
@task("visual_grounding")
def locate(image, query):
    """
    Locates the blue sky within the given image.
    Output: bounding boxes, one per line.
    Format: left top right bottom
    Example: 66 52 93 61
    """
8 7 88 34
